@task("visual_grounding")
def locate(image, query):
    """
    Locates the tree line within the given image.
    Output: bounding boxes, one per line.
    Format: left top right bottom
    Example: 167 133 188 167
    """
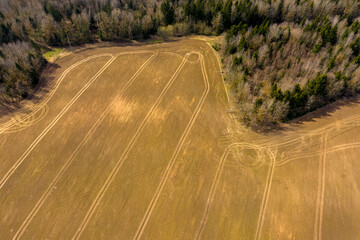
1 0 360 127
219 0 360 128
0 0 238 110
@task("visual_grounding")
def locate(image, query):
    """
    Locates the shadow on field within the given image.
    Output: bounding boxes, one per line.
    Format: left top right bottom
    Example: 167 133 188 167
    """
72 38 182 56
36 62 61 98
0 63 61 117
289 97 360 125
252 97 360 136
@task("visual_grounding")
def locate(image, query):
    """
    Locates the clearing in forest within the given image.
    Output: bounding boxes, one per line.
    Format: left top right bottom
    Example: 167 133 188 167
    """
0 39 359 240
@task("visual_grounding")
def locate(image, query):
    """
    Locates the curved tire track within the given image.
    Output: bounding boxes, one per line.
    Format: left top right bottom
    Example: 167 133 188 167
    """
0 55 117 190
11 53 157 240
0 54 112 134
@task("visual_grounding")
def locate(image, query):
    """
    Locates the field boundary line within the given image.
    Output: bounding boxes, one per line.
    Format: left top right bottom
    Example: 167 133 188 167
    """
0 54 112 134
133 52 210 240
0 55 118 190
206 42 230 106
11 53 157 240
72 52 190 240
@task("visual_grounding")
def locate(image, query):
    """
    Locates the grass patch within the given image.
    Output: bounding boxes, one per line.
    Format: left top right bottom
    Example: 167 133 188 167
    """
43 48 63 62
151 40 164 43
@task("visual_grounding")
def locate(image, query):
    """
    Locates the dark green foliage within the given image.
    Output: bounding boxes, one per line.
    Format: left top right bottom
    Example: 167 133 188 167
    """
270 75 329 119
304 15 322 32
283 90 291 103
350 37 360 56
243 65 249 75
258 20 270 35
303 17 337 47
232 0 264 27
238 37 248 51
351 21 360 34
255 97 263 109
0 22 18 44
221 0 232 29
327 55 336 70
184 0 206 21
289 87 307 110
312 43 322 53
161 1 175 25
320 23 337 45
227 45 236 54
335 71 348 82
249 20 270 37
0 67 4 83
102 0 111 14
354 54 360 65
306 75 327 96
252 50 258 61
271 83 284 101
214 0 223 12
128 0 134 10
212 43 220 51
47 4 63 22
350 38 360 64
242 75 247 82
232 56 242 66
226 23 247 39
276 0 284 22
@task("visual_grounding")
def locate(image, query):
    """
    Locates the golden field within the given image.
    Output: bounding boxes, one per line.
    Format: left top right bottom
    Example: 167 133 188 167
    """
0 39 359 239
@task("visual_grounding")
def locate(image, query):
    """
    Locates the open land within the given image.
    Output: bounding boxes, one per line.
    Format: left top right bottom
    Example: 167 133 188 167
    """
0 39 359 239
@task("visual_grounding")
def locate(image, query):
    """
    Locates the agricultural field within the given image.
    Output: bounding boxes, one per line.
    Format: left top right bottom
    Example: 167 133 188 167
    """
0 39 359 239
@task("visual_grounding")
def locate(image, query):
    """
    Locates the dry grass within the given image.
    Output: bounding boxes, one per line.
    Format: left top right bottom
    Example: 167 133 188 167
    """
0 39 359 239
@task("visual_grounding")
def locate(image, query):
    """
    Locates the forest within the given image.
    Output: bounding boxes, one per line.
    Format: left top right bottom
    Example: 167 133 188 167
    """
1 0 360 128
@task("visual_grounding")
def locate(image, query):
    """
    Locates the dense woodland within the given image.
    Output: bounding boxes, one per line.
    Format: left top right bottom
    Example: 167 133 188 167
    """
221 0 360 127
1 0 360 128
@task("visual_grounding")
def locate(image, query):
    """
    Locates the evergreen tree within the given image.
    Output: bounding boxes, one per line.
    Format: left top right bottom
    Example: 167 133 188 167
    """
161 1 175 25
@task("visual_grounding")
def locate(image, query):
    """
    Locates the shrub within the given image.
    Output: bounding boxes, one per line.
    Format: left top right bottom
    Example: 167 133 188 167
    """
227 45 236 54
350 37 360 56
254 97 263 109
157 25 174 39
306 75 328 96
212 43 220 51
232 56 242 66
